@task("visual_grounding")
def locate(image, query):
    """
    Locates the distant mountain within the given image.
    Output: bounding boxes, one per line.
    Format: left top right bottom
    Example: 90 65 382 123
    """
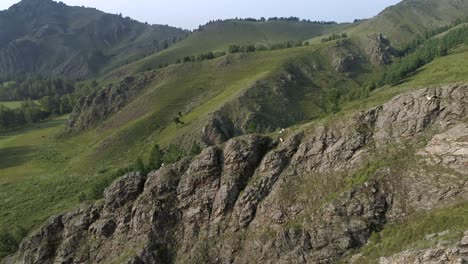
0 0 188 78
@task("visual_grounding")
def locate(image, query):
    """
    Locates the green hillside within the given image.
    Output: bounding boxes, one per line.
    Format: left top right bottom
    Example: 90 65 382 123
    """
348 0 468 47
104 20 353 79
2 27 468 236
0 37 373 233
2 0 468 261
0 0 188 78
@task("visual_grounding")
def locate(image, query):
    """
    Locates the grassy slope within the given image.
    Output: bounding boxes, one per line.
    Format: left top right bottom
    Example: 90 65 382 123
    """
0 0 187 78
1 37 468 236
347 0 468 47
1 10 468 254
0 40 370 232
103 20 353 79
341 44 468 114
350 201 468 263
0 116 82 231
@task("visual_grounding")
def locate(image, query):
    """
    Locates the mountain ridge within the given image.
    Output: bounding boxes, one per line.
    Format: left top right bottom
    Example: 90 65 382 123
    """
0 0 188 78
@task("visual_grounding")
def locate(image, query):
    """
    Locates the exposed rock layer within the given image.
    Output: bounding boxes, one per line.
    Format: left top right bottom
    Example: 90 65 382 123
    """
10 84 468 263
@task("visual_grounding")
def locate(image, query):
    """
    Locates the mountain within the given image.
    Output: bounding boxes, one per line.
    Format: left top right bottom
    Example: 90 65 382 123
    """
10 83 468 263
2 0 468 263
0 0 188 78
104 19 354 78
349 0 468 47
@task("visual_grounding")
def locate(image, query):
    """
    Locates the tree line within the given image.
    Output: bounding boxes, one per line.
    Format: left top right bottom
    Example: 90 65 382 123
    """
381 25 468 85
0 95 75 130
321 33 348 42
398 17 468 56
0 76 75 101
194 17 337 32
0 77 101 131
149 40 311 69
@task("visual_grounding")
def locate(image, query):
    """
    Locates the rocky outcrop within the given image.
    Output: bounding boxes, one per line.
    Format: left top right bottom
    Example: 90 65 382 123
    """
420 124 468 174
10 84 468 263
366 33 394 65
379 231 468 264
332 53 358 72
66 74 154 131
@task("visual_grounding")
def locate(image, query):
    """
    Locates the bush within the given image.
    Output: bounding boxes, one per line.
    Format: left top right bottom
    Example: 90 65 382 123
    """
228 45 241 53
163 144 187 164
189 142 202 156
0 226 28 258
246 122 258 133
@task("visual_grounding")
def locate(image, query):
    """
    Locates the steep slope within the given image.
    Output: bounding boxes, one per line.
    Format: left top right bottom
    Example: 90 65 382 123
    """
104 19 353 78
66 38 378 154
0 0 188 78
348 0 468 47
8 83 468 263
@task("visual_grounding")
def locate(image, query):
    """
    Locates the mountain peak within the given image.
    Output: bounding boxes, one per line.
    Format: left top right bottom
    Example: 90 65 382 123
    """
9 0 57 10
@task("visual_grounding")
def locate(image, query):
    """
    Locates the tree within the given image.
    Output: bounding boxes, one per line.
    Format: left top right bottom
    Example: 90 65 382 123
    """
173 116 185 127
148 144 164 170
327 88 341 114
134 157 148 175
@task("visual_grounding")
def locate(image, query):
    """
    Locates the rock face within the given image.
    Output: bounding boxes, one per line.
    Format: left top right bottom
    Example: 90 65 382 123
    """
10 84 468 263
421 124 468 174
332 53 358 72
379 231 468 264
366 33 394 65
66 74 154 131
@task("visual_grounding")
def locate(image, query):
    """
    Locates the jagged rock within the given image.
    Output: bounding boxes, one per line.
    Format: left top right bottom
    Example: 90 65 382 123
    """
104 172 147 210
379 231 468 264
366 33 394 65
66 74 153 131
421 124 468 174
10 84 468 264
332 53 357 72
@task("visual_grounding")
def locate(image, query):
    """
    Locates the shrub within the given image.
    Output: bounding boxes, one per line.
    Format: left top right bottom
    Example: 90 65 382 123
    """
163 144 187 164
0 226 28 258
246 122 258 133
189 142 202 156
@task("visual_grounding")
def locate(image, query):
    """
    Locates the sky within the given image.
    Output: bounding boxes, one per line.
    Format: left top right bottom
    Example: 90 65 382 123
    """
0 0 402 29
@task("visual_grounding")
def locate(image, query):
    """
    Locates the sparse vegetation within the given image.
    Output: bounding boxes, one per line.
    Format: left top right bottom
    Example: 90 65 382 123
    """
321 32 348 42
0 226 28 259
2 1 468 262
381 26 468 85
355 202 468 263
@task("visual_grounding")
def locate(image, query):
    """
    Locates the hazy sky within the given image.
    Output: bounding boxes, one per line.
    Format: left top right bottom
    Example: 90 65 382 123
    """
0 0 402 29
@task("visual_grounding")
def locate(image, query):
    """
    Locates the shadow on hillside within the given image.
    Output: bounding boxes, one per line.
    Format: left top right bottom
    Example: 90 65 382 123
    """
0 146 37 170
0 118 66 139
